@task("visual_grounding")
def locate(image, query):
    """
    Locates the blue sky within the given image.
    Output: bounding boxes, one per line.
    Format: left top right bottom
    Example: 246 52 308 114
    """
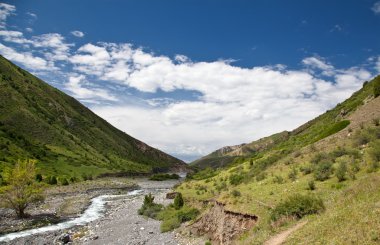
0 1 380 161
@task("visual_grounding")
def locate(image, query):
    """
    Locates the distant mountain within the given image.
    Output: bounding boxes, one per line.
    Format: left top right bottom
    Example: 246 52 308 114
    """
0 55 187 179
192 76 380 169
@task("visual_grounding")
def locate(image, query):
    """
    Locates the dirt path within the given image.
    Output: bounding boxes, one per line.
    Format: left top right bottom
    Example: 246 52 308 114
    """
264 221 307 245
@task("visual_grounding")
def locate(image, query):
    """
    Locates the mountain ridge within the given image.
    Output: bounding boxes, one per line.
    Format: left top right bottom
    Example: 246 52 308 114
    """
0 55 187 179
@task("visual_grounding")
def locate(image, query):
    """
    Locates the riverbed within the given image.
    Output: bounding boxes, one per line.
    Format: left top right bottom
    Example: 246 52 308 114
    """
0 178 204 245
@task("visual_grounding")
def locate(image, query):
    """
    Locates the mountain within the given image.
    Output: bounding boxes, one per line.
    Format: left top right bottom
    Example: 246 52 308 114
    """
178 75 380 244
192 77 380 169
0 55 187 179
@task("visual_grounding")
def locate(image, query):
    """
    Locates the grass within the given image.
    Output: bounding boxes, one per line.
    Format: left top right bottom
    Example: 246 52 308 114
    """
0 55 184 179
149 173 180 181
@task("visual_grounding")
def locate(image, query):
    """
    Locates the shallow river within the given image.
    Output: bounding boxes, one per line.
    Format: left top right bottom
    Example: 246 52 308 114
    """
0 189 143 243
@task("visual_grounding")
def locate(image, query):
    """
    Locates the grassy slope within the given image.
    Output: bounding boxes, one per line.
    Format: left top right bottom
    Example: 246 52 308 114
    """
0 55 185 179
177 76 380 244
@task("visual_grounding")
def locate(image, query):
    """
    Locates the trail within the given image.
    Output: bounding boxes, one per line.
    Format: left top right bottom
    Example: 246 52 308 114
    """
264 221 307 245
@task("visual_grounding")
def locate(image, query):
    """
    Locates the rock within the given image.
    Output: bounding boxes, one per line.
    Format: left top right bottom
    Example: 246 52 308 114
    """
166 192 179 199
57 233 71 244
92 235 99 240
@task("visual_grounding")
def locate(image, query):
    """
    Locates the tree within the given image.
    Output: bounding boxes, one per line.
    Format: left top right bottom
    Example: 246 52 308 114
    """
174 192 184 210
0 159 44 218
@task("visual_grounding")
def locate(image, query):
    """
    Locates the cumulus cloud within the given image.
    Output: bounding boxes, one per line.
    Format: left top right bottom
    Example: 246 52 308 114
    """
0 43 51 70
0 3 15 29
71 30 84 38
65 74 118 102
372 1 380 14
0 3 377 160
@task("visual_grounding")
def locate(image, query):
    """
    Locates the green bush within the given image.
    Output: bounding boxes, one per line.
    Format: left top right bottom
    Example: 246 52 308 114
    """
177 208 199 222
229 174 244 185
314 161 333 181
307 180 316 190
288 167 298 181
47 175 57 185
174 192 184 210
273 175 284 184
271 194 325 221
335 162 347 182
149 173 180 181
61 178 69 186
138 193 163 219
300 165 313 175
373 77 380 97
35 173 43 182
158 206 199 232
231 189 241 197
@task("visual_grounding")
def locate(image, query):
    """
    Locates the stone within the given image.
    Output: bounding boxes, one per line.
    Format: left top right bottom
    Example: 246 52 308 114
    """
57 233 71 244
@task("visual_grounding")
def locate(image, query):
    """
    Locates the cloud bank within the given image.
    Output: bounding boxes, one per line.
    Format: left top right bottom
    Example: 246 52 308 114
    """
0 3 378 161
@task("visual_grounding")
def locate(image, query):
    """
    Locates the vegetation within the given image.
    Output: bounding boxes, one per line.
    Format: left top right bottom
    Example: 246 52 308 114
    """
149 173 180 181
173 192 184 209
157 206 199 232
0 159 44 218
137 193 163 219
175 76 380 244
270 194 325 222
0 55 185 179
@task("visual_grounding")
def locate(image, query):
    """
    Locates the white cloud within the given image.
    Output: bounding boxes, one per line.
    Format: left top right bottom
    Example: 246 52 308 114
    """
0 43 51 70
0 3 376 160
71 30 84 38
26 12 37 18
25 27 33 33
372 1 380 14
65 74 118 102
376 57 380 72
0 3 15 29
302 56 334 71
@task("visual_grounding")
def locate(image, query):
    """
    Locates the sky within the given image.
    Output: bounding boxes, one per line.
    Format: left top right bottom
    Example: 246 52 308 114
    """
0 1 379 162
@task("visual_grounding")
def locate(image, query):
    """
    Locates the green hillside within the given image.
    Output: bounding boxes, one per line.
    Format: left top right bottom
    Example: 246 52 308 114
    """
192 77 379 170
0 56 186 180
178 76 380 244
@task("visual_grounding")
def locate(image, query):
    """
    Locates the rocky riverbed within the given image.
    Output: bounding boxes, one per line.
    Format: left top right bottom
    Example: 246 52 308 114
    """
0 178 205 245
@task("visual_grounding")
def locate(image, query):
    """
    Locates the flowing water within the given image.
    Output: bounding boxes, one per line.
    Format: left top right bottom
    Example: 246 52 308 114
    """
0 189 143 243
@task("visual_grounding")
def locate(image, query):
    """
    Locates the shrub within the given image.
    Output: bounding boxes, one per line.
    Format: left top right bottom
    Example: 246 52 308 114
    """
48 176 58 185
300 165 313 175
307 180 316 190
138 193 163 218
374 77 380 97
273 175 284 184
335 162 347 182
288 167 298 181
231 189 241 197
149 173 180 181
314 161 333 181
270 194 325 221
35 173 43 182
177 208 199 222
61 178 69 186
173 192 184 210
256 172 267 181
0 160 45 218
229 174 244 185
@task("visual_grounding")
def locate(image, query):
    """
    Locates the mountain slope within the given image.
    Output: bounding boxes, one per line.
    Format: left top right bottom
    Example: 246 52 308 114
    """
0 55 186 178
177 75 380 244
192 78 379 169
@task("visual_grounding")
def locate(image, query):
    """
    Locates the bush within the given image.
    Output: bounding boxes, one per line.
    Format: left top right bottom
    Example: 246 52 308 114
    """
288 167 298 181
314 161 333 181
158 206 199 232
270 194 325 221
335 162 347 182
300 165 313 175
229 174 244 185
61 178 69 186
273 175 284 184
35 173 43 182
0 160 45 218
138 193 163 218
374 77 380 97
307 180 316 190
47 176 58 185
177 208 199 222
149 173 180 181
173 192 184 210
231 189 241 197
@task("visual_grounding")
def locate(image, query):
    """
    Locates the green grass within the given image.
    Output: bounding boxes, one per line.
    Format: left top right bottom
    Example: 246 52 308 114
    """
0 55 185 179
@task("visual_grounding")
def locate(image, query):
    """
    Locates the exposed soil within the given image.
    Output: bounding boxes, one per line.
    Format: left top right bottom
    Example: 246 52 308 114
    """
264 221 307 245
191 200 258 245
